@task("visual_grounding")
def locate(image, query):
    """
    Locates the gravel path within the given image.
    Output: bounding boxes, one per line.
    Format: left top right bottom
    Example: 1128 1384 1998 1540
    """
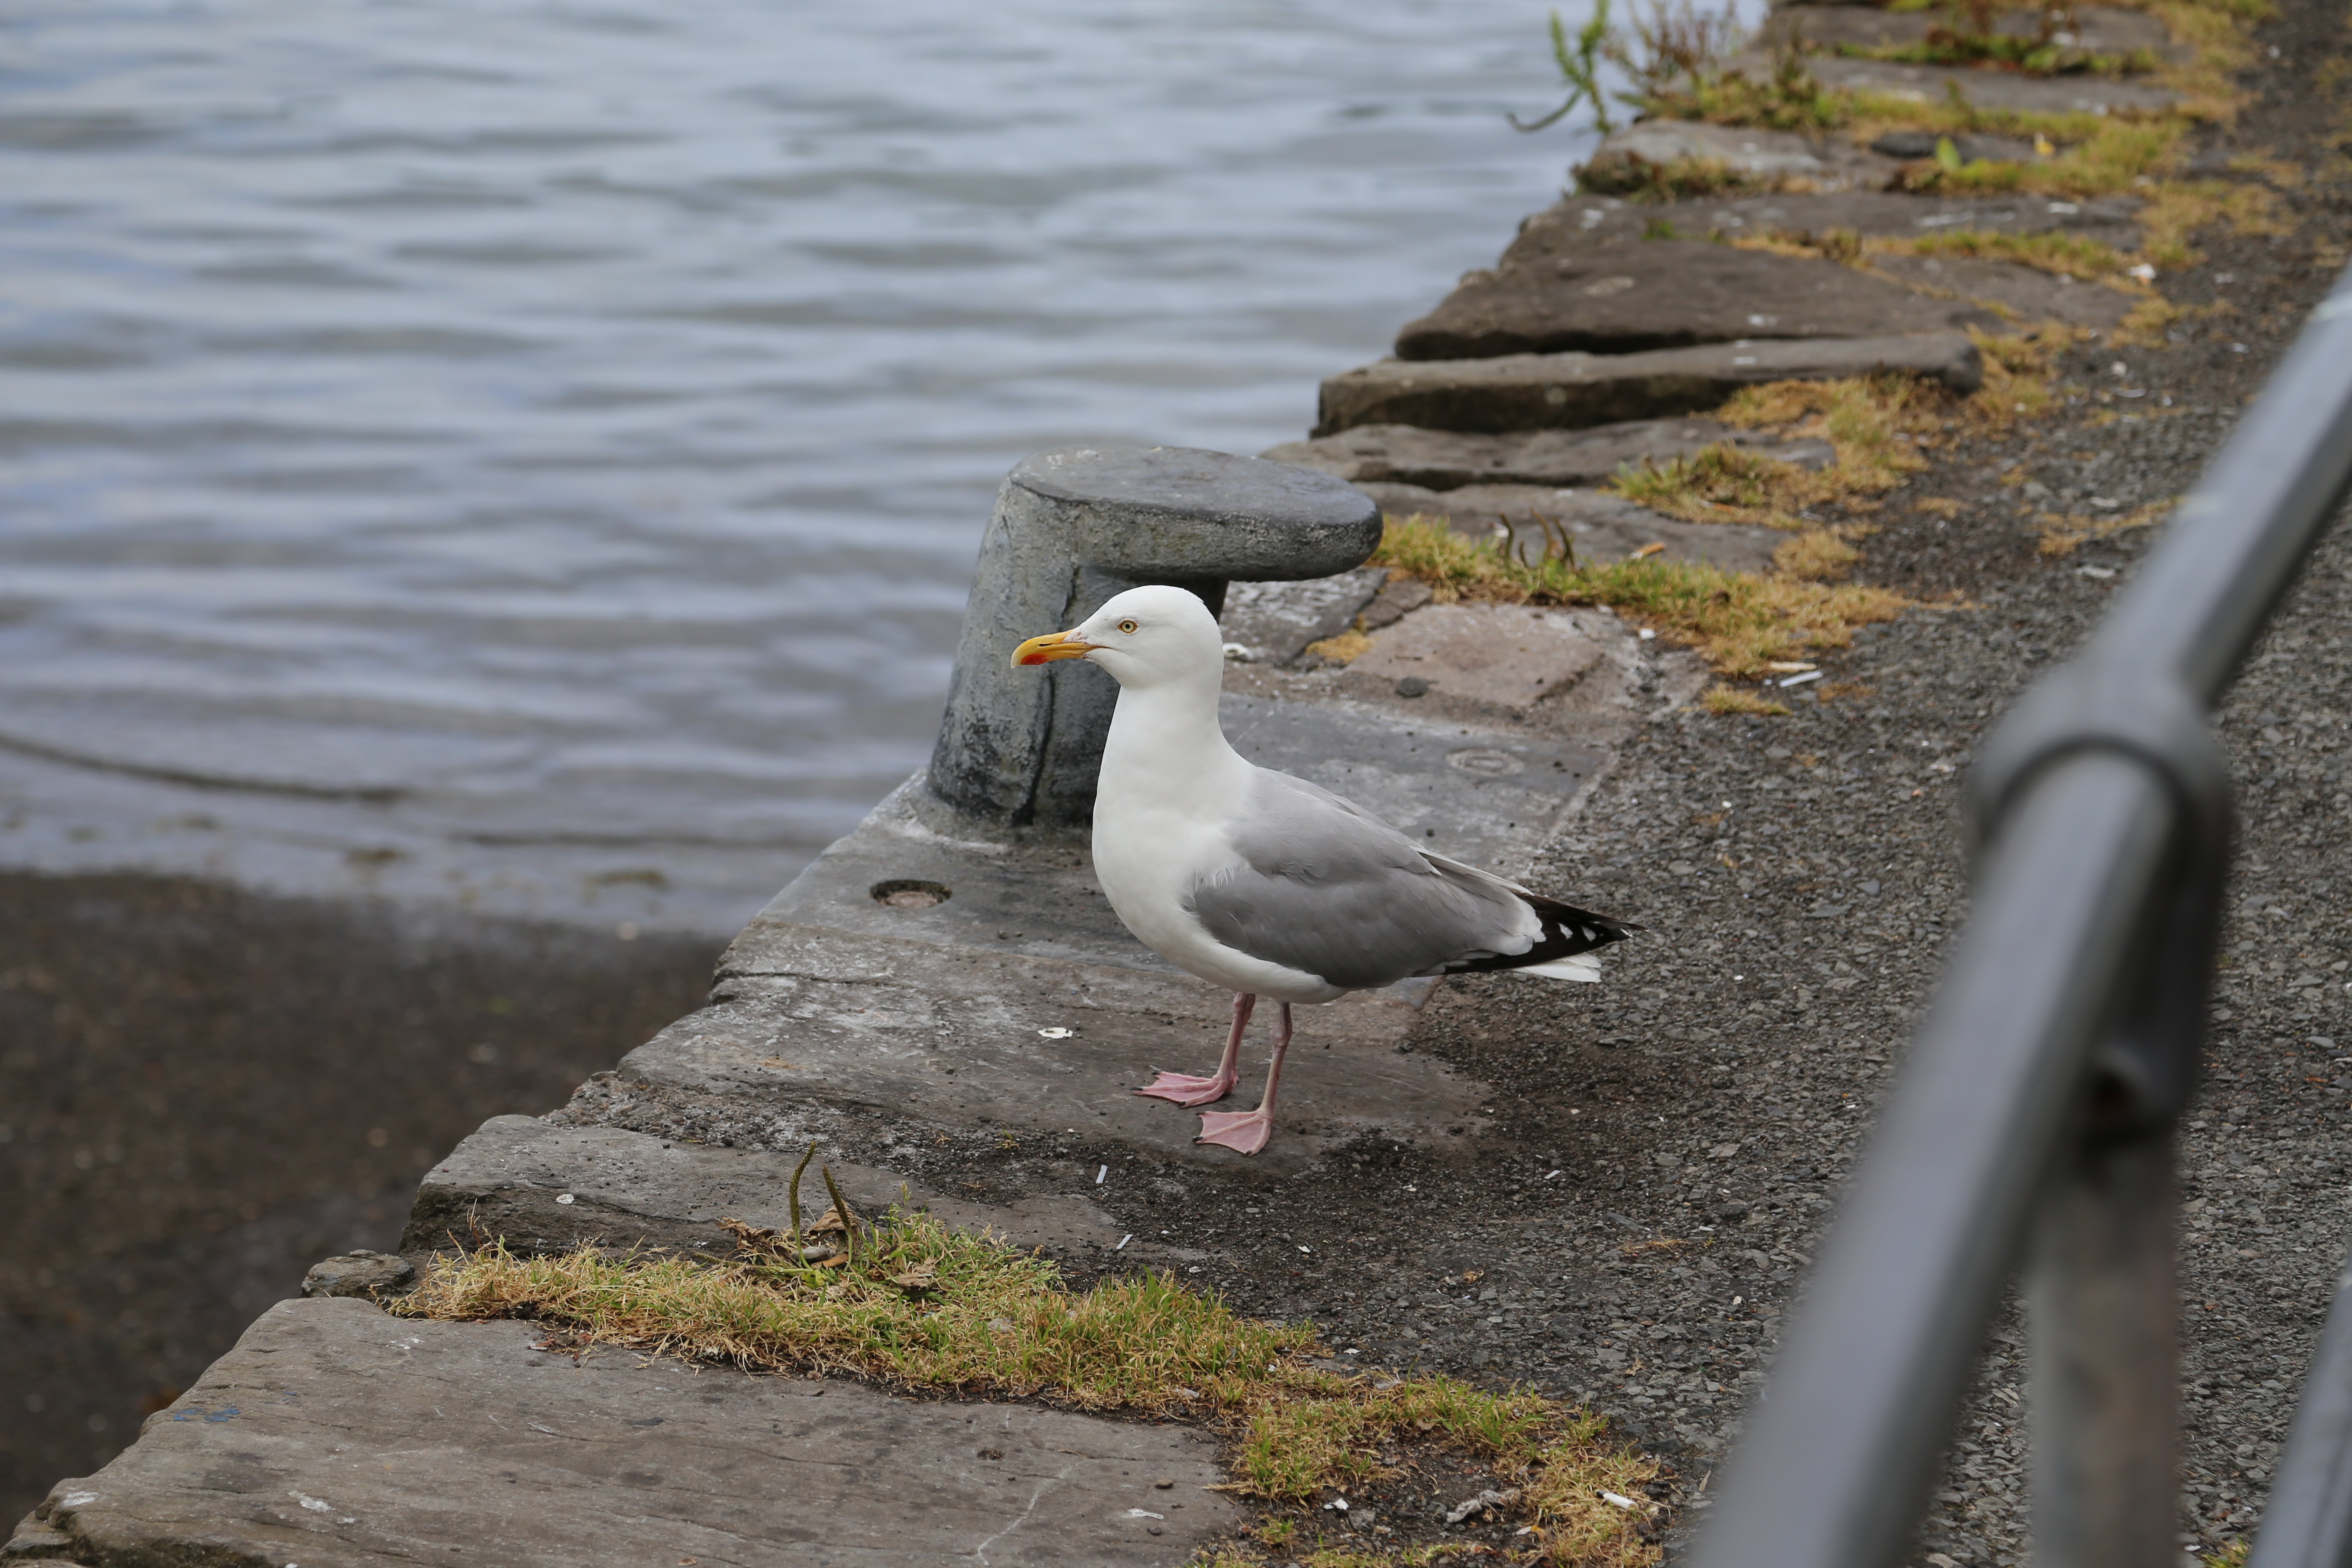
1404 5 2352 1558
1184 0 2352 1558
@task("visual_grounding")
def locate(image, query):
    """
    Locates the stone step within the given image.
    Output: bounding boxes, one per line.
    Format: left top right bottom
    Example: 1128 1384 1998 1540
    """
1334 603 1657 720
1316 332 1982 437
1455 184 2144 337
1577 119 1899 193
606 631 1638 1180
404 1114 1130 1262
1765 3 2190 66
1395 237 1996 360
1517 187 2143 254
625 875 1479 1180
1349 482 1792 577
12 1296 1236 1568
1865 251 2140 330
1217 567 1387 665
1868 127 2042 163
1264 419 1833 492
1732 49 2181 113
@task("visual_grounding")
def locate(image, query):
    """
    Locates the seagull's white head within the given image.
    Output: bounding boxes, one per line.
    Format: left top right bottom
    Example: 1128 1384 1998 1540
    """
1010 582 1223 690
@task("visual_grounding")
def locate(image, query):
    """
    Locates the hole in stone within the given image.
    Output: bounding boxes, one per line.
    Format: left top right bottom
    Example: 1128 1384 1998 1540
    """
1446 747 1524 776
870 879 951 910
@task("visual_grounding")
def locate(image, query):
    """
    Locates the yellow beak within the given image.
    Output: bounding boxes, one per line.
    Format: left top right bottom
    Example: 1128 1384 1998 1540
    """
1011 628 1101 668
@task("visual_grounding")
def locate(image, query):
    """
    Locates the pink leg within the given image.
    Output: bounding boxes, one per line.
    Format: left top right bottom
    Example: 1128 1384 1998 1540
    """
1134 992 1252 1107
1195 1002 1292 1155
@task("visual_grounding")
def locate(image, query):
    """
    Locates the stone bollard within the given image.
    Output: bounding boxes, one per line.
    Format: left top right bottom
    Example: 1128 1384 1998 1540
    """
927 444 1382 827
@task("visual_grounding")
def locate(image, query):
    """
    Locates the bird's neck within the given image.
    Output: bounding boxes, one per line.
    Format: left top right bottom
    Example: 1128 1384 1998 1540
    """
1099 669 1248 816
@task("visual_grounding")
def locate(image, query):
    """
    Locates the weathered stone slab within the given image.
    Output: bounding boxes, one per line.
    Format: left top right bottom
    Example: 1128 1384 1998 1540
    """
300 1250 414 1299
404 1114 1127 1258
14 1296 1236 1568
1514 190 2142 253
1218 568 1386 664
1396 237 1994 359
631 674 1630 1176
1341 605 1611 718
1316 332 1981 436
1867 127 2038 163
1263 420 1833 491
1865 252 2140 329
1735 50 2181 113
1767 3 2188 63
628 926 1489 1177
1589 118 1826 178
1579 119 1899 193
1348 482 1791 576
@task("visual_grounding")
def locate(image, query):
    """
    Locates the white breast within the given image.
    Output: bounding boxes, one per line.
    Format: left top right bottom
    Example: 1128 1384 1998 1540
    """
1090 798 1347 1003
1088 679 1348 1005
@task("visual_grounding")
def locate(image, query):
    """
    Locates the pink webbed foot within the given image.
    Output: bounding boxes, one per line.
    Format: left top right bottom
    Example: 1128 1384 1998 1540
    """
1137 992 1253 1108
1194 1108 1274 1155
1133 1068 1237 1107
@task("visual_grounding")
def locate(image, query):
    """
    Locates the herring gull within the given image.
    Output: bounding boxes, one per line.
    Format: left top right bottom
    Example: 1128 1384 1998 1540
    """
1012 583 1636 1155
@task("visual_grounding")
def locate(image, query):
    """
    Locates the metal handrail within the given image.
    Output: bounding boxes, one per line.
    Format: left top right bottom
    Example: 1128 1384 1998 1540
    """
1691 261 2352 1568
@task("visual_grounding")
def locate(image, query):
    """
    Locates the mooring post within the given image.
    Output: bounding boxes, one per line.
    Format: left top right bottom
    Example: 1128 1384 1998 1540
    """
925 444 1381 827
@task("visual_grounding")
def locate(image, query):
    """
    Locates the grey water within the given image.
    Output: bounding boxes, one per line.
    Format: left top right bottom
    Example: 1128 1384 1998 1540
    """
0 0 1607 938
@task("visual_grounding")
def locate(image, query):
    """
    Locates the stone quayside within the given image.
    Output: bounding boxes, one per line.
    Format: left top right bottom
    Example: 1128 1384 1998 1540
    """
9 6 2211 1561
9 438 1679 1567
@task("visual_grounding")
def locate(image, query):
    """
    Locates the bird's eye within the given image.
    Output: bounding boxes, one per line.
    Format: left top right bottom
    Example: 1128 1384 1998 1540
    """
1118 619 1139 634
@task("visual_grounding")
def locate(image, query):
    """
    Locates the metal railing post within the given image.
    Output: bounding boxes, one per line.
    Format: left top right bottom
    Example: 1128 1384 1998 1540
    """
2030 1128 2182 1568
2249 1255 2352 1568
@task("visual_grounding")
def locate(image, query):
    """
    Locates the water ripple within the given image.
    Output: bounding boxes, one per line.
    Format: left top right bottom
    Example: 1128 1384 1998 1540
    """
0 0 1607 933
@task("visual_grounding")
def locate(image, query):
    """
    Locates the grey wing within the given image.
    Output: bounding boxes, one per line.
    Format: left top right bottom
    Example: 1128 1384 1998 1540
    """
1184 769 1540 990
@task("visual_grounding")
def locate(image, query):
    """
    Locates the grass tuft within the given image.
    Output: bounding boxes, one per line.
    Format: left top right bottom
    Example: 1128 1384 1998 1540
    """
1631 0 2271 211
1605 372 1948 528
1772 529 1862 581
2112 294 2187 346
1306 628 1375 665
1701 684 1792 715
2037 499 2171 555
1368 517 1909 680
1609 443 1825 526
1967 325 2066 432
396 1214 1661 1566
2136 177 2288 265
1577 153 1781 201
1202 1547 1506 1568
400 1214 1300 1408
1901 227 2132 282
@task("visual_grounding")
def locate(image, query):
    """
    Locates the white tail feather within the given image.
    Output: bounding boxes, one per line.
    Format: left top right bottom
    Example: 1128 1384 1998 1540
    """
1519 953 1603 982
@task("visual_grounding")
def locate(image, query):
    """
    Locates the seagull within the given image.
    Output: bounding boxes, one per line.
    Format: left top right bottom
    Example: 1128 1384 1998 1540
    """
1012 583 1636 1155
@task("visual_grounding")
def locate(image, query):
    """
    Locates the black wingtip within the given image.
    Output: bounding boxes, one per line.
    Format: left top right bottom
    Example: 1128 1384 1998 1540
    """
1438 892 1637 977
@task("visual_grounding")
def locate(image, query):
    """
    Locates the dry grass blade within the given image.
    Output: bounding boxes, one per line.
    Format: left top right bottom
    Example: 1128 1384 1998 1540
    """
2036 499 2172 555
787 1139 817 1246
820 1165 860 1264
1605 0 1748 97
